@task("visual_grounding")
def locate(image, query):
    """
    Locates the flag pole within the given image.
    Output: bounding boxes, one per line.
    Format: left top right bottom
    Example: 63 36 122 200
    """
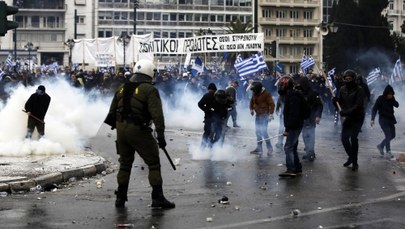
314 64 341 111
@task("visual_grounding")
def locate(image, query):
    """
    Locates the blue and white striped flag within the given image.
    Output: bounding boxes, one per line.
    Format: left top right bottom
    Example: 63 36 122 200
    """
0 69 5 81
390 58 402 84
6 54 13 68
234 52 268 78
367 67 381 85
300 55 315 71
327 67 337 93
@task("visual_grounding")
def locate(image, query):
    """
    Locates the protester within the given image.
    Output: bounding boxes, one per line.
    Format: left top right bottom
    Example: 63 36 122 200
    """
371 85 399 159
333 70 366 171
105 59 175 208
198 83 217 149
249 81 275 156
226 80 240 128
277 76 307 177
24 85 51 139
210 89 233 147
296 77 323 162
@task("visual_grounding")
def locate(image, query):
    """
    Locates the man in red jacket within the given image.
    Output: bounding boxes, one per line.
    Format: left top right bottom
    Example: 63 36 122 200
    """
249 81 275 156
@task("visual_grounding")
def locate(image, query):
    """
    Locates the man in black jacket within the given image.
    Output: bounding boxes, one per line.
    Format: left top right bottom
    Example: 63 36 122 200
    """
278 76 307 177
333 70 365 171
24 85 51 139
198 83 217 149
296 77 323 161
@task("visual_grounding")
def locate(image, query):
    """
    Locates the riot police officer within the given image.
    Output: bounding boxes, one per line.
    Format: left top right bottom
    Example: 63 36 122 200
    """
106 59 175 208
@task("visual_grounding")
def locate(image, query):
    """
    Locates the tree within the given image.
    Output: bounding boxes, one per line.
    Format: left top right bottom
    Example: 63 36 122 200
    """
223 19 254 69
324 0 394 75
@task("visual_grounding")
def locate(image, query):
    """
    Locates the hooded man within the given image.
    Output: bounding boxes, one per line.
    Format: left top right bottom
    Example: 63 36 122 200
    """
333 69 366 171
371 84 399 159
24 85 51 139
296 77 323 161
198 82 218 148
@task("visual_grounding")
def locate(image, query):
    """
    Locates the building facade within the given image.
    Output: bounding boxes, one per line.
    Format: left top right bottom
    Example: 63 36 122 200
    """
0 0 334 73
385 0 405 34
257 0 323 74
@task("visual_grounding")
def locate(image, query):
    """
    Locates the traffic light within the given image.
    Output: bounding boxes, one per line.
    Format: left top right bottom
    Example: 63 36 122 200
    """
270 40 277 58
0 1 19 36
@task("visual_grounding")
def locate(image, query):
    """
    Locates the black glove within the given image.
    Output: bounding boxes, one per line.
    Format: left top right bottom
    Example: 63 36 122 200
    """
157 137 167 149
332 97 338 103
340 109 348 116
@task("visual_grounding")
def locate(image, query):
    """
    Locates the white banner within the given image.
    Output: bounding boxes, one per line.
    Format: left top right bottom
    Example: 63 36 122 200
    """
135 33 264 54
71 33 263 66
95 52 115 67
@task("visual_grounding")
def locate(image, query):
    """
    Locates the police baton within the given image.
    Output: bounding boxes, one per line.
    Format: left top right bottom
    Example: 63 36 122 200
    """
22 110 45 124
161 147 176 170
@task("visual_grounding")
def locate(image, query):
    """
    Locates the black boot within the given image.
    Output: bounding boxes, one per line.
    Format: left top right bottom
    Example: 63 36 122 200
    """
151 185 175 209
114 185 128 208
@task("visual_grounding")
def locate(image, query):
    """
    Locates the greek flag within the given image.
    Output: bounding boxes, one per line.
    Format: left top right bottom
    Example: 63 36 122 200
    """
367 67 381 85
191 56 204 76
234 52 268 78
390 58 402 84
0 69 4 81
300 55 315 71
6 54 13 68
327 67 337 93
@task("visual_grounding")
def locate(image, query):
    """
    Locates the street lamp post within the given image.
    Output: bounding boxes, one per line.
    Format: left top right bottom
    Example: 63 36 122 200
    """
118 32 131 70
134 0 138 34
24 42 34 72
64 39 75 69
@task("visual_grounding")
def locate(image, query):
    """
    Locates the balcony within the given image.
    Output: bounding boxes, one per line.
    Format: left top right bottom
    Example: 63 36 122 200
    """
19 4 66 12
259 17 319 26
260 0 319 8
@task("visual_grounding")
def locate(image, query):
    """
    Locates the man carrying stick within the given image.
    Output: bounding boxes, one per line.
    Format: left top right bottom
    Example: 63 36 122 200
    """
24 85 51 139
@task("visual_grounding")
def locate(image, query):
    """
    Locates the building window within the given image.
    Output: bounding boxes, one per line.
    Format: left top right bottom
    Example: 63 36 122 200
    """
303 11 313 20
77 16 85 24
217 15 224 22
137 12 144 20
276 28 286 37
264 28 271 37
146 12 153 20
290 65 299 74
98 29 113 38
276 10 286 19
170 13 177 21
303 47 313 56
389 1 394 10
291 46 299 57
154 12 161 20
262 8 272 18
290 10 299 19
210 15 216 22
290 29 299 38
179 0 193 4
303 29 312 37
403 0 405 10
99 11 112 20
31 16 40 28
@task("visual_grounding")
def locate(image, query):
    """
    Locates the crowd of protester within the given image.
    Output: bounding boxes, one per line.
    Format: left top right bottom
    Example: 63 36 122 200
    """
0 63 401 119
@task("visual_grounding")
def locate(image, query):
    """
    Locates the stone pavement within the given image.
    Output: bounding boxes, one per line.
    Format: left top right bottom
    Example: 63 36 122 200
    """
0 151 107 193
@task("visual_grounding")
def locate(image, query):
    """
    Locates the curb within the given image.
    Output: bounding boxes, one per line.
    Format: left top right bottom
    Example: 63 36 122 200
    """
0 163 106 193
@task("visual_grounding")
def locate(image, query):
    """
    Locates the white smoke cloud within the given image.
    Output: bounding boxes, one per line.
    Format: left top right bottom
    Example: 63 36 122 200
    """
0 78 111 156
